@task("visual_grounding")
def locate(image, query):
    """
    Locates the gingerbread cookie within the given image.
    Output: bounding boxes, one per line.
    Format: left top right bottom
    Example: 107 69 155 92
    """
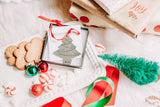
5 45 17 65
25 37 43 64
14 41 28 70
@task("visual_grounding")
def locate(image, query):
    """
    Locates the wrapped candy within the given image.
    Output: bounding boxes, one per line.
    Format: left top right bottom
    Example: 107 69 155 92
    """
95 44 106 54
38 68 56 92
39 68 56 84
6 86 16 96
43 80 54 92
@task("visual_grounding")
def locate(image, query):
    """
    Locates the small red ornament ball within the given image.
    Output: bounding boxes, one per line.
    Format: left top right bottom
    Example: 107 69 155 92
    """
38 61 48 73
31 84 43 96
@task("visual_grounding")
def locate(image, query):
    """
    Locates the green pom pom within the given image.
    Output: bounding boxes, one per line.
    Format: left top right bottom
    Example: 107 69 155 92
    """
98 54 159 85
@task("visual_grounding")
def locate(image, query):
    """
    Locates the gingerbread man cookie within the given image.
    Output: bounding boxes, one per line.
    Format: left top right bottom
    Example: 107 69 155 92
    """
14 41 28 70
5 45 17 65
25 37 43 64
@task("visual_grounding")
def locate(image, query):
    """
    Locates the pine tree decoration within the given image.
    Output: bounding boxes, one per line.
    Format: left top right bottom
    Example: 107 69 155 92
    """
98 54 159 85
54 36 81 65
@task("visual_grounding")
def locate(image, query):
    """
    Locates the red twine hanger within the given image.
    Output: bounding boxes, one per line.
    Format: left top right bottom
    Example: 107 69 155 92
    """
38 16 80 40
38 16 64 26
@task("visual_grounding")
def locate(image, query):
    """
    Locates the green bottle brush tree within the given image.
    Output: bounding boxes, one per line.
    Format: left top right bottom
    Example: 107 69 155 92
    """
98 54 159 85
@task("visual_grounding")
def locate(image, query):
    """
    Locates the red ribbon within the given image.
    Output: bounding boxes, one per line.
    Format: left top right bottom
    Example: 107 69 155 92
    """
42 97 72 107
38 16 64 27
82 65 119 106
81 80 111 106
38 16 80 40
105 65 119 105
42 65 119 107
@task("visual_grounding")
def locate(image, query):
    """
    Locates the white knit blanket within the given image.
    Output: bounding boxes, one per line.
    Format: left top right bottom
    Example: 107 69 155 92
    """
0 0 160 107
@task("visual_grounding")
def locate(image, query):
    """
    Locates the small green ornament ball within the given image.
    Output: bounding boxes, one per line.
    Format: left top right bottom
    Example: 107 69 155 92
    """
26 65 38 77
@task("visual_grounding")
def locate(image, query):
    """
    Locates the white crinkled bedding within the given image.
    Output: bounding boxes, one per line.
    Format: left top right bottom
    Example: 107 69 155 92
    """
0 0 38 3
0 0 160 107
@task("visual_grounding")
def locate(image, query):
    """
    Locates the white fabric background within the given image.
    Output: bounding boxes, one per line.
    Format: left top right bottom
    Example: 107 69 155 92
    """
0 0 160 107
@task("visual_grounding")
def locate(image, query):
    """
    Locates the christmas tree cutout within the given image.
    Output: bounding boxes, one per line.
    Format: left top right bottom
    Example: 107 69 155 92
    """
54 36 81 65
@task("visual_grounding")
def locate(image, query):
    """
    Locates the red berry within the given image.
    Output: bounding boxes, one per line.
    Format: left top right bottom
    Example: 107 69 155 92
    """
31 84 43 96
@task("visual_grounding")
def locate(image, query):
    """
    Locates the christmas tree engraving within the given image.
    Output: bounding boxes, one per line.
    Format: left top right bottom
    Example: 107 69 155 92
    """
54 36 81 65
